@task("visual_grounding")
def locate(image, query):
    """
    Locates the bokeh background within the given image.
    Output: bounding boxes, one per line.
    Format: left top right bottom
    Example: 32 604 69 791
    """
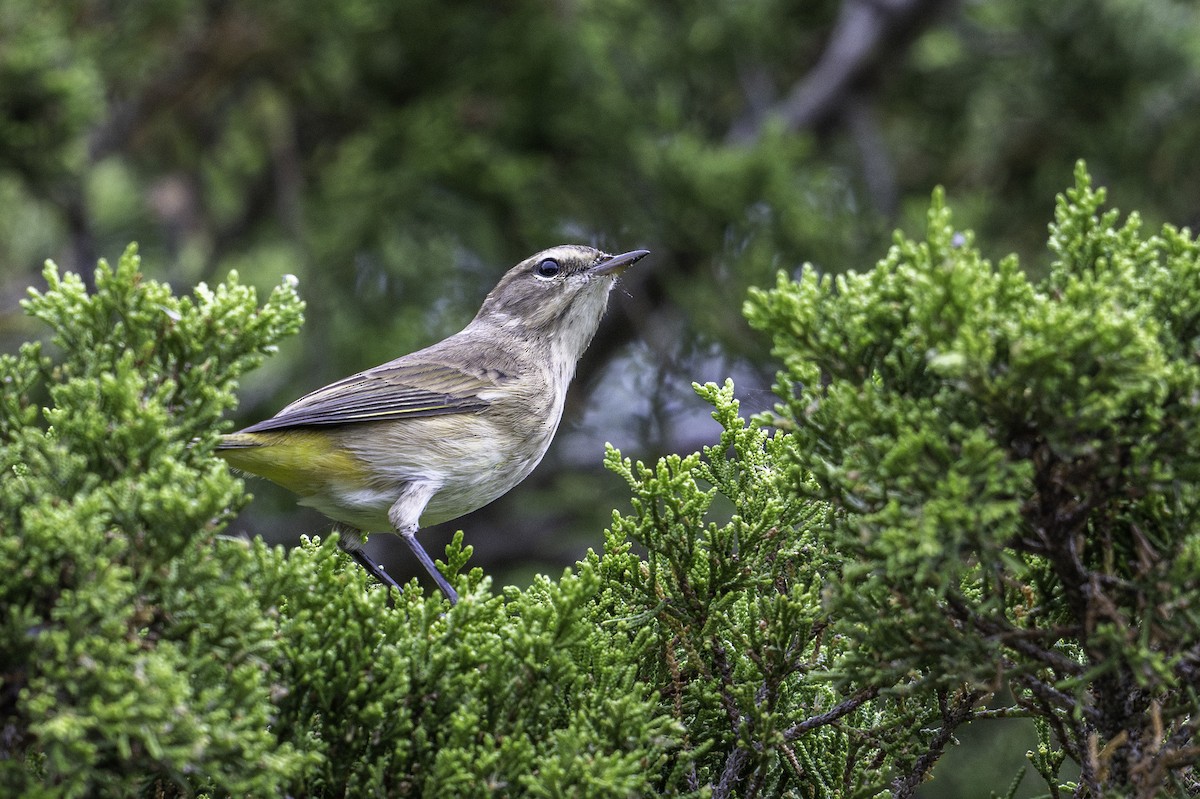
3 1 1198 794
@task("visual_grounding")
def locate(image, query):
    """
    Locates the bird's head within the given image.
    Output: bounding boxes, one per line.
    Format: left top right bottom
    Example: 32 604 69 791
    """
474 246 649 346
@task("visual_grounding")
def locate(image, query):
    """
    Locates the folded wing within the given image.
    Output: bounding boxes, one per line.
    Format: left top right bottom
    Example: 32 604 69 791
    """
239 359 509 432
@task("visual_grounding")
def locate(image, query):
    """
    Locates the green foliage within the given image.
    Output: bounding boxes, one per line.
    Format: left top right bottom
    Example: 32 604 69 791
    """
6 0 1199 609
0 0 102 184
257 533 679 797
596 381 931 797
6 164 1200 797
0 245 306 796
746 161 1200 796
0 245 680 797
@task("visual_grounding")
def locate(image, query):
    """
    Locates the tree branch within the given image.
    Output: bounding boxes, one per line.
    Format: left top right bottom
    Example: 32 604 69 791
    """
784 686 880 741
728 0 954 143
890 688 986 798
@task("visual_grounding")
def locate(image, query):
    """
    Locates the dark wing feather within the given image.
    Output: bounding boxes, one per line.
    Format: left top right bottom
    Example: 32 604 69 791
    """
239 359 510 432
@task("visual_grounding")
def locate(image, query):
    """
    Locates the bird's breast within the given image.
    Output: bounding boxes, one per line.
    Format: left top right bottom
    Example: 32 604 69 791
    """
333 382 566 527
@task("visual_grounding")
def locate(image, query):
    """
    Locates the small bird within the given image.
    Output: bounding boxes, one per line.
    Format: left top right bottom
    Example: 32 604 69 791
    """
216 245 649 604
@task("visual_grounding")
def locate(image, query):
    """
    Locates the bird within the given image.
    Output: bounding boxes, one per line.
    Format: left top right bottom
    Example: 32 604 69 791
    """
216 245 649 604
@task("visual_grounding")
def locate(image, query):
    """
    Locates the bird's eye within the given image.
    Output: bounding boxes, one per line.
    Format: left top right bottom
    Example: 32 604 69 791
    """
534 258 561 278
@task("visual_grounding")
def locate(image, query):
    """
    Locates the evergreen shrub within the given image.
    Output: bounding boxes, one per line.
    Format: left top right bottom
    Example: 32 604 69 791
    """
3 164 1197 797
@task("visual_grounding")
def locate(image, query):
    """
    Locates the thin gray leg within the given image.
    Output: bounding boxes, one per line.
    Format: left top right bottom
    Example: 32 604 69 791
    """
401 530 459 604
335 525 402 594
347 547 404 594
388 481 459 605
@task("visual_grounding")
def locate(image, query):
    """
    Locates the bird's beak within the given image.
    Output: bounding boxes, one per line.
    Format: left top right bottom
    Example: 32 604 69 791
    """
592 249 650 276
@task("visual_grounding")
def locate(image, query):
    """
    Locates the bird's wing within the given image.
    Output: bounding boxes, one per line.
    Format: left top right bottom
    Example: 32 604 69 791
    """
238 358 511 432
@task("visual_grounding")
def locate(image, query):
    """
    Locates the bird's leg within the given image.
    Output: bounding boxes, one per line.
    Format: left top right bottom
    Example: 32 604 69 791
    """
349 548 404 594
389 482 459 605
335 526 404 594
399 529 459 604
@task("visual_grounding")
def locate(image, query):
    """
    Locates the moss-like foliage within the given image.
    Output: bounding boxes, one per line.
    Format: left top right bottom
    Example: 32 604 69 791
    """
0 246 307 796
746 161 1200 796
4 164 1200 797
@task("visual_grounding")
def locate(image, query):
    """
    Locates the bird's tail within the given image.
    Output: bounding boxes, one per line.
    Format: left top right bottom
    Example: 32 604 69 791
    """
215 432 265 450
213 428 365 497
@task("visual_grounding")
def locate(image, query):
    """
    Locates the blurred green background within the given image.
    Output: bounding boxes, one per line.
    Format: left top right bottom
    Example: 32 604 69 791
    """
2 0 1196 794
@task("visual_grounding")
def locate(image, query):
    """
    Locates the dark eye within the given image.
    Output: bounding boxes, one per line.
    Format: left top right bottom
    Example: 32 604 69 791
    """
535 258 561 278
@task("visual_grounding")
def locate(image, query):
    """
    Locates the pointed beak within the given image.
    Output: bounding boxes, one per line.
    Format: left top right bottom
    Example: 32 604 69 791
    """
591 249 650 276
